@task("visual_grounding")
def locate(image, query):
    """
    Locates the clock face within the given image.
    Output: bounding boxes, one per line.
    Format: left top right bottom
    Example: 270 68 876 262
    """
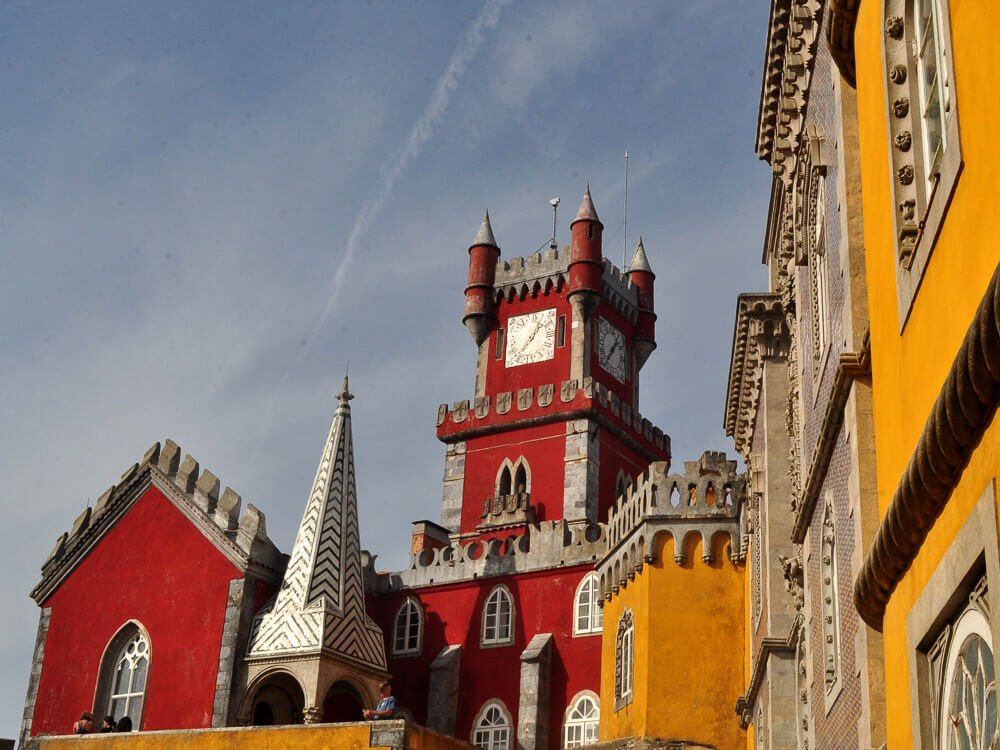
505 309 557 367
597 317 627 383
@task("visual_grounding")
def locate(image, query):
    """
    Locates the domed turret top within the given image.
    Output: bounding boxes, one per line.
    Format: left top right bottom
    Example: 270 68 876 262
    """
471 210 500 250
571 183 602 227
628 237 653 274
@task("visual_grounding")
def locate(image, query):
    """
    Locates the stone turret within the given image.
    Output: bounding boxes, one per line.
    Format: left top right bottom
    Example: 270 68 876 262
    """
567 184 604 321
243 376 387 724
627 237 657 370
463 211 501 345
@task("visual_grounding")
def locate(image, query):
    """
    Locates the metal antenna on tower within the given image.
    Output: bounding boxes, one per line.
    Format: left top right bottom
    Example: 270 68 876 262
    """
623 150 629 267
549 196 560 250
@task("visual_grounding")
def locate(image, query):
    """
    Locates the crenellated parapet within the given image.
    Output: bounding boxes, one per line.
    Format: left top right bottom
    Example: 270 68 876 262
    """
435 375 668 459
363 519 607 593
31 439 284 604
598 453 747 601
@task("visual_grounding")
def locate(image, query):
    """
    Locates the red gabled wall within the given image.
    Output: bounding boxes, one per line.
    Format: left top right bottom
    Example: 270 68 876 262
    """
32 484 242 735
370 565 602 750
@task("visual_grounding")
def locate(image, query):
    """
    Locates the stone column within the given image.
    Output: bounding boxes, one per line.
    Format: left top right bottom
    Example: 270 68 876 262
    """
518 634 553 750
426 645 461 736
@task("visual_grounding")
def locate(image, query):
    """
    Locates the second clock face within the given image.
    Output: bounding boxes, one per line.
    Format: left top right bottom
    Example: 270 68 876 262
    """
597 317 627 383
505 309 557 367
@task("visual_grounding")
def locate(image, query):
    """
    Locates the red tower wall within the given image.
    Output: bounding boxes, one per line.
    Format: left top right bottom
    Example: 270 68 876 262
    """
31 485 242 735
371 565 602 750
485 290 573 394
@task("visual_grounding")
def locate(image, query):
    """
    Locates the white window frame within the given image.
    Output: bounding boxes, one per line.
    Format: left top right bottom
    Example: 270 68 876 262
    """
471 700 512 750
563 691 600 748
393 597 423 656
939 605 997 750
95 621 151 729
573 573 603 636
614 609 634 710
481 585 514 647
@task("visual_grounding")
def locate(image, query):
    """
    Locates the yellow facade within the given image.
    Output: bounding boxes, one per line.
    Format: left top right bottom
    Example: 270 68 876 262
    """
599 532 746 750
26 721 472 750
852 0 1000 745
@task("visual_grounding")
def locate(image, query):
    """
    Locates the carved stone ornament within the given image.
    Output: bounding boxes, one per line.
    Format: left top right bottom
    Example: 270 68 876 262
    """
885 15 904 39
497 391 512 415
437 404 448 426
889 64 907 84
475 396 491 419
894 130 912 151
899 199 916 221
892 97 910 118
453 400 470 423
561 379 579 402
898 164 915 185
517 388 533 411
538 384 554 408
778 552 805 611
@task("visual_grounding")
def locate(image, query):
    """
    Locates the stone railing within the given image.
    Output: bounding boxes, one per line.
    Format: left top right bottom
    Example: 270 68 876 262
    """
598 453 747 601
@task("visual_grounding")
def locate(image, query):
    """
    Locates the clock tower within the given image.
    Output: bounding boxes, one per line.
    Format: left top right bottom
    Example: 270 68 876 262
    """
438 186 669 539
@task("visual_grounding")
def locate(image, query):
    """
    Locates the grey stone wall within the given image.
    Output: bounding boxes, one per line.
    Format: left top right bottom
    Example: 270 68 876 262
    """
17 608 50 750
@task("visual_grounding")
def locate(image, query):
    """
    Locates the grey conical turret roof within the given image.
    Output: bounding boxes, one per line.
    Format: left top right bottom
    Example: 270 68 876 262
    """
471 210 500 249
572 182 602 226
628 237 653 273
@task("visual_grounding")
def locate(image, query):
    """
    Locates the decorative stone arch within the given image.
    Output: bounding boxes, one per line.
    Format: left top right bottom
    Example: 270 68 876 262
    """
241 667 306 726
494 456 531 497
93 619 152 729
562 689 600 747
471 699 513 750
321 677 368 723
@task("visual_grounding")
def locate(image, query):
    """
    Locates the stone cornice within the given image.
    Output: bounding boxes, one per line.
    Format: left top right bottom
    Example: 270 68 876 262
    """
828 0 860 88
756 0 824 183
791 329 872 541
855 264 1000 630
734 615 802 728
725 294 788 455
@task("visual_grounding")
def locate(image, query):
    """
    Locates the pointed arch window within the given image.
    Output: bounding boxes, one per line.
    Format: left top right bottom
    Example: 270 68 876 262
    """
513 464 527 495
498 465 512 497
563 692 599 747
96 623 150 728
614 609 634 710
482 585 514 647
495 458 531 498
393 597 422 656
938 602 998 749
472 701 511 750
574 573 603 636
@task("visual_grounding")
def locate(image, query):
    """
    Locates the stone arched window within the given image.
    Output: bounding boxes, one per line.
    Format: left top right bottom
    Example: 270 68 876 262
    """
883 0 961 318
615 471 631 501
563 691 600 747
472 701 512 750
482 585 514 647
614 609 634 710
95 622 151 728
935 584 998 749
821 499 842 704
495 457 530 497
574 573 603 636
393 597 422 656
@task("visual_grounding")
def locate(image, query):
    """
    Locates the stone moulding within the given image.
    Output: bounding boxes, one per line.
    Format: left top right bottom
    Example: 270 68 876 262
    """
734 615 801 729
827 0 861 88
791 330 872 541
855 264 1000 630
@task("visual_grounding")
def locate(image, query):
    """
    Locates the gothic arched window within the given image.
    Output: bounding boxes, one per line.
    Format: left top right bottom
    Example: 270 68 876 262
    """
614 609 634 710
574 573 603 636
514 463 527 495
472 701 512 750
482 585 514 646
393 597 422 656
96 622 150 728
497 464 513 497
563 691 600 747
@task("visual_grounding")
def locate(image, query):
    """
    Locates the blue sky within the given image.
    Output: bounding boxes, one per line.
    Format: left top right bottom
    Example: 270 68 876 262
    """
0 1 771 738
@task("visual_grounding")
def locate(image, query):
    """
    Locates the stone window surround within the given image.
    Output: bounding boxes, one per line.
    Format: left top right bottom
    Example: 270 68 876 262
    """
392 596 423 657
94 619 153 730
573 573 603 637
471 699 513 750
562 690 600 748
495 457 531 497
481 584 515 648
614 609 634 711
906 481 1000 749
820 495 844 714
882 0 963 330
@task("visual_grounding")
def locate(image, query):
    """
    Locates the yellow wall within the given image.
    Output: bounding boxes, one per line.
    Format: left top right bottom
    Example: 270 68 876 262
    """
27 721 473 750
600 532 746 750
854 0 1000 745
